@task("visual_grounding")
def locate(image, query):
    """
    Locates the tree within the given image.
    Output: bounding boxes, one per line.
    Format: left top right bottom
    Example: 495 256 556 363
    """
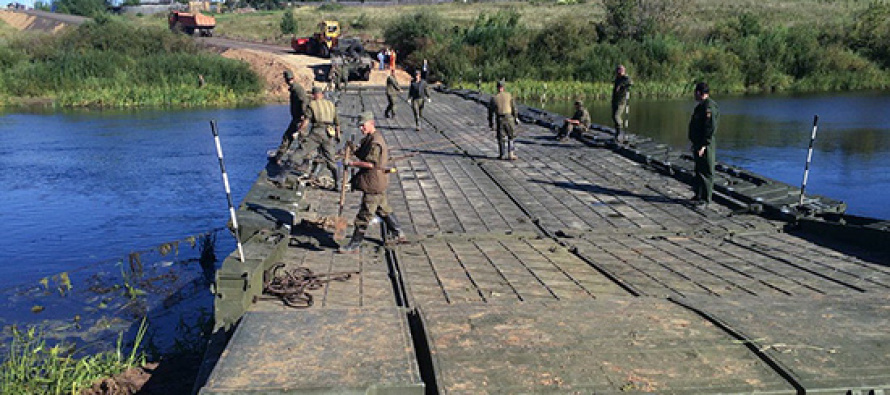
52 0 108 17
280 9 297 35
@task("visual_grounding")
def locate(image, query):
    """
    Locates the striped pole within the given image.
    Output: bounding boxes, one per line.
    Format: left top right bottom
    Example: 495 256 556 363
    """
798 115 819 206
210 120 245 263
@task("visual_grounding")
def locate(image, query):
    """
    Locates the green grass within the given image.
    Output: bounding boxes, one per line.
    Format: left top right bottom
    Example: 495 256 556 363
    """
1 15 262 108
1 321 147 394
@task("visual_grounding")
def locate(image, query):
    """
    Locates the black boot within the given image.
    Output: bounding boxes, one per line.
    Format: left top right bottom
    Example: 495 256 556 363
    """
382 214 407 243
338 226 366 254
498 139 507 160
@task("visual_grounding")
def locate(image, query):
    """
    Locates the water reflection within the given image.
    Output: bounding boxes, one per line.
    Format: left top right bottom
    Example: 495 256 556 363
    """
0 105 286 289
543 91 890 219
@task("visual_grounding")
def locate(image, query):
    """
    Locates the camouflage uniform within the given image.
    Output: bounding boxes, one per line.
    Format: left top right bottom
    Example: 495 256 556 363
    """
339 111 406 253
688 96 719 204
557 102 591 140
385 74 401 118
276 73 308 158
289 92 340 186
488 83 518 160
612 73 633 136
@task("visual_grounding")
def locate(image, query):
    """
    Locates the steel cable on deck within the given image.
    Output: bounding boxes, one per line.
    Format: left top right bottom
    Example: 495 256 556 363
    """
261 263 358 308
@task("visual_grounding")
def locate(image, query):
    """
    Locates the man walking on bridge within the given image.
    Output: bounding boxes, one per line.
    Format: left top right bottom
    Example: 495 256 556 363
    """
688 82 719 208
408 70 430 131
385 69 401 119
488 80 519 160
339 111 407 253
288 87 341 189
274 70 308 161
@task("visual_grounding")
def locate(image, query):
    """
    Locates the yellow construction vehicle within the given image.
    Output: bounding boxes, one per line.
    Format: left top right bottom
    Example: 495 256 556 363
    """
291 20 340 58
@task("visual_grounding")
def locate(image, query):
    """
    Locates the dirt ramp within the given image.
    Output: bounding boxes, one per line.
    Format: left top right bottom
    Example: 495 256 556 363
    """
0 10 73 33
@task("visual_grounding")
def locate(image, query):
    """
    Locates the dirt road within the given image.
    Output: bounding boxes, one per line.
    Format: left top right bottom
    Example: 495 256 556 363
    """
201 36 413 101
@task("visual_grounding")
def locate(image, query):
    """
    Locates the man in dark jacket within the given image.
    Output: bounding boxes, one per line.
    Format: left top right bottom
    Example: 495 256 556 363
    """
688 82 719 207
408 71 430 131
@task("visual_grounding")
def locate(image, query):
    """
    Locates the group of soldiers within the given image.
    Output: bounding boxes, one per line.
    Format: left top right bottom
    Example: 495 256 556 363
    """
273 69 407 254
274 61 720 254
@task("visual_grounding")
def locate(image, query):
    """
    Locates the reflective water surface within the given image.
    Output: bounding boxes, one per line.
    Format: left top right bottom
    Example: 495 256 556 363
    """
1 91 889 291
544 90 890 220
0 105 284 290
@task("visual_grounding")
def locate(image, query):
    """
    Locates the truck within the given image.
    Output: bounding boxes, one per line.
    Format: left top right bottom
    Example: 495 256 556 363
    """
291 20 340 58
168 11 215 37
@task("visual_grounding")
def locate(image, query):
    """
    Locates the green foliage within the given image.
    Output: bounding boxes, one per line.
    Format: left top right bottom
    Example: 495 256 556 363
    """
0 18 261 107
383 10 445 64
0 322 147 394
316 2 344 12
847 1 890 68
280 9 297 35
52 0 109 18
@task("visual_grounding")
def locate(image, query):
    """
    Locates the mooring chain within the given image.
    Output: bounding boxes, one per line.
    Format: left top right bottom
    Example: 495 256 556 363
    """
262 263 358 308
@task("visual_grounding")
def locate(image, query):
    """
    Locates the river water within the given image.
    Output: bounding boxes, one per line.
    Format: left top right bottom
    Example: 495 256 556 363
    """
544 90 890 221
1 91 889 292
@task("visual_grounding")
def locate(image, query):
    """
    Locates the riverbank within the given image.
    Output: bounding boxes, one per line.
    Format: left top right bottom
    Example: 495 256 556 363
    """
0 16 263 108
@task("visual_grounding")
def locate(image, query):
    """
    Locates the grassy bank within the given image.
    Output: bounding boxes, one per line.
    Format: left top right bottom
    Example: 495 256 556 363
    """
1 323 146 394
0 16 262 108
154 0 890 99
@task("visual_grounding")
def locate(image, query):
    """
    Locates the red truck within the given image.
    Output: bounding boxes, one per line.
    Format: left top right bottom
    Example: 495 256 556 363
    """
168 11 215 37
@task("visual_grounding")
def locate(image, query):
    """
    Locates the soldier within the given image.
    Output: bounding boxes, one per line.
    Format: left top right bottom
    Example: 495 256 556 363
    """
275 70 308 161
339 111 407 253
688 82 719 207
288 86 341 189
488 80 519 160
408 70 430 131
611 64 633 139
556 99 591 141
384 69 401 119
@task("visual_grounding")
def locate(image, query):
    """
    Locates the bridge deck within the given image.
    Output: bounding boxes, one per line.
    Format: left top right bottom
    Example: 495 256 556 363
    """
200 88 890 394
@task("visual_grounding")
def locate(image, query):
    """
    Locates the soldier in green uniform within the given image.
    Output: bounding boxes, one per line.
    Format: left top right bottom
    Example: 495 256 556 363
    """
339 111 407 253
288 86 341 188
556 99 591 141
408 70 430 131
688 82 719 207
488 80 519 160
384 69 401 119
611 64 632 139
275 70 308 161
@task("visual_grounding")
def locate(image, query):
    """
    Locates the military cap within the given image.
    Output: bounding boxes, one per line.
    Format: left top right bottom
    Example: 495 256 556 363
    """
695 82 710 94
283 70 294 79
574 99 583 106
496 80 505 88
311 86 323 94
357 111 375 126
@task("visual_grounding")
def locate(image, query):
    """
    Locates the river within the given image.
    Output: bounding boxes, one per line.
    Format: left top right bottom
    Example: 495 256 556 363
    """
1 91 889 292
544 90 890 221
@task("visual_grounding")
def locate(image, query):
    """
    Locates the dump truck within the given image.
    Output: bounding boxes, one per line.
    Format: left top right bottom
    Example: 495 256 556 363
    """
168 11 215 37
291 20 340 58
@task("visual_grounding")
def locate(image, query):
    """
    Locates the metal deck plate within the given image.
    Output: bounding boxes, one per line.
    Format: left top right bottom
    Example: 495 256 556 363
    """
420 299 795 394
201 308 424 395
682 294 890 393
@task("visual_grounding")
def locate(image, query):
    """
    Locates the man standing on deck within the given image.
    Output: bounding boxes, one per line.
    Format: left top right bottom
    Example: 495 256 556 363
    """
688 82 719 208
385 69 401 119
287 87 341 189
408 70 430 131
488 80 519 160
611 64 633 140
556 99 591 141
274 70 308 162
339 111 407 253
